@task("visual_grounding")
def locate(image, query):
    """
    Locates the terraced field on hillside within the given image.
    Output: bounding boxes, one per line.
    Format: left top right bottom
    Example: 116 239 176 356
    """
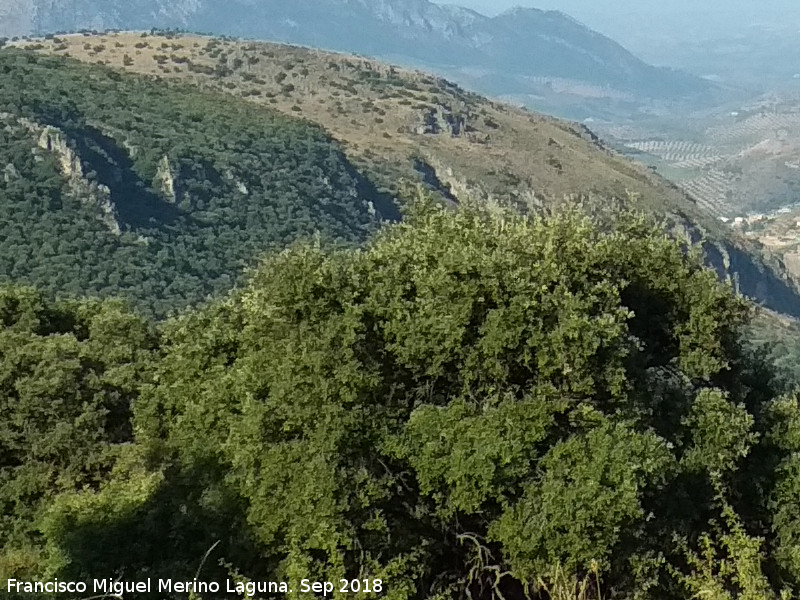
614 103 800 218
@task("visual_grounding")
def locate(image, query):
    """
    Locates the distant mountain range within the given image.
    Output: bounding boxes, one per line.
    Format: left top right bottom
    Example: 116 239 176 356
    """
0 0 717 118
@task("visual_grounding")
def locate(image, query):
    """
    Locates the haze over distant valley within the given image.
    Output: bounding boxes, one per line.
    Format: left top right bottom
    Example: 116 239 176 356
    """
450 0 800 88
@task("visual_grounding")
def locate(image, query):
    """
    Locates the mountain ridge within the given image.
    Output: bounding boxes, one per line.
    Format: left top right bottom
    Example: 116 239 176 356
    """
5 32 800 318
0 0 715 118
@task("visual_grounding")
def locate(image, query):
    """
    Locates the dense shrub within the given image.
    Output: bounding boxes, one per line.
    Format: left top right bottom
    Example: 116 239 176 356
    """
4 198 797 599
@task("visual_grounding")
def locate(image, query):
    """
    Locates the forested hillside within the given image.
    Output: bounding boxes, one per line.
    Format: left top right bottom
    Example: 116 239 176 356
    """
0 49 392 317
4 197 800 600
12 33 800 319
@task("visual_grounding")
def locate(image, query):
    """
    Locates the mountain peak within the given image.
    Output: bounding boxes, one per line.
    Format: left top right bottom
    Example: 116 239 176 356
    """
497 6 590 28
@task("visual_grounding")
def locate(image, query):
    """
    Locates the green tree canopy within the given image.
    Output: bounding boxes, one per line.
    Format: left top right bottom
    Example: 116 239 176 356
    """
0 286 156 581
5 198 800 600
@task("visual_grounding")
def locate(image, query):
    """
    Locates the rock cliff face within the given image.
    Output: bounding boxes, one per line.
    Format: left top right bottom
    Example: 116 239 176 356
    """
35 124 122 234
38 127 82 178
0 2 33 38
154 154 178 204
1 112 124 234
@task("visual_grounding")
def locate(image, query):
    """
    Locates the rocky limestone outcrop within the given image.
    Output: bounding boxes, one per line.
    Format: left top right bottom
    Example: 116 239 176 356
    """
23 120 122 234
224 168 249 196
155 155 178 203
416 154 542 214
415 104 469 137
410 153 800 315
3 162 20 183
38 127 83 178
